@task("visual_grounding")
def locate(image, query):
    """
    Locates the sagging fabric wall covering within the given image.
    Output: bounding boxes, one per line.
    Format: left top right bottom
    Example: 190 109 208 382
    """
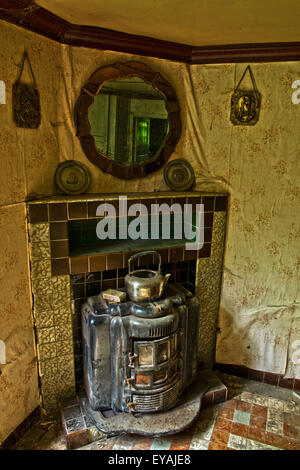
0 19 299 440
0 204 39 443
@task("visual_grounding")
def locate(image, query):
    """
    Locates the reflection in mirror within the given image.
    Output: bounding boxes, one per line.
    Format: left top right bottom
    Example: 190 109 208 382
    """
88 77 169 167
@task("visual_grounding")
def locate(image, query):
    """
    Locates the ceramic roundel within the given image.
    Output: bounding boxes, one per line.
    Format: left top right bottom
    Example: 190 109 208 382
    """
55 160 91 195
163 159 195 191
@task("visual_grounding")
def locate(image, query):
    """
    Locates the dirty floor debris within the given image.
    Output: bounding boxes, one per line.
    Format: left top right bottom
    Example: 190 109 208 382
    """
11 373 300 450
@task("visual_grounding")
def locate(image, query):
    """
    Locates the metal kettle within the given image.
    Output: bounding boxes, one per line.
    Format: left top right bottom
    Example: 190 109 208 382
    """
125 251 171 303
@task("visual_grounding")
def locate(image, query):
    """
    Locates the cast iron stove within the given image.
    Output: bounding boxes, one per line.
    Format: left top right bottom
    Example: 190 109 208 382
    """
82 283 202 417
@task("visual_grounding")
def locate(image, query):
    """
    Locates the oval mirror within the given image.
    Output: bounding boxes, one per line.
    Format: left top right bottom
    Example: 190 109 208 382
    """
75 62 181 179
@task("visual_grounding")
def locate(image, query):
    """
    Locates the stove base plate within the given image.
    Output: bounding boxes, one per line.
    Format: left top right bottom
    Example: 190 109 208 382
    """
81 376 209 438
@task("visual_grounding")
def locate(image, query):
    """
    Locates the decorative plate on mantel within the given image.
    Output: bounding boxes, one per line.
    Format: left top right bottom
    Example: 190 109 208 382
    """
55 160 91 195
163 159 195 191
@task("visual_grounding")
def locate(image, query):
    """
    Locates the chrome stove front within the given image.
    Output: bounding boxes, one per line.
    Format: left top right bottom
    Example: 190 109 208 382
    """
82 283 200 414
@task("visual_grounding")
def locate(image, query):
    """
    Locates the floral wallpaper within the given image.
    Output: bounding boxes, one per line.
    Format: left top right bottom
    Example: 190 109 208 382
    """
0 204 39 443
0 19 299 440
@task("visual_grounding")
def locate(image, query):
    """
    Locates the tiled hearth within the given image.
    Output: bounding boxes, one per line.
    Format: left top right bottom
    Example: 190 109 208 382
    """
27 192 228 413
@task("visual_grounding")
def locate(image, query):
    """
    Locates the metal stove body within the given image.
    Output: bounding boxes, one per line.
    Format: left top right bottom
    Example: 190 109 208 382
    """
82 283 200 414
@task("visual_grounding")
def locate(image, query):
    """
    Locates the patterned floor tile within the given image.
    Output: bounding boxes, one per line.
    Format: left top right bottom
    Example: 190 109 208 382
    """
227 433 247 450
111 435 134 450
233 409 251 426
131 437 153 450
250 414 267 429
214 416 232 433
210 429 229 446
245 438 280 450
231 422 249 438
266 408 284 435
150 438 171 450
235 400 252 413
189 436 210 450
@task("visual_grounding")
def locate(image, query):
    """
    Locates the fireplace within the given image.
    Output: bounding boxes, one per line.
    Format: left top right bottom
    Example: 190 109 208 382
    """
82 282 200 414
26 192 228 418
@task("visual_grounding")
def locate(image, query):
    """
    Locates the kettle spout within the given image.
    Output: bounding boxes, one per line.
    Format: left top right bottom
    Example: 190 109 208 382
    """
164 273 171 287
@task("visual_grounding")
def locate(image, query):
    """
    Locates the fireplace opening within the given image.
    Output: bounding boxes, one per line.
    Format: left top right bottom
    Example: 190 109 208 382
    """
71 259 197 392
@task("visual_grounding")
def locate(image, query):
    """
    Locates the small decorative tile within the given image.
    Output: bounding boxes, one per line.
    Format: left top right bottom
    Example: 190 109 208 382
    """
36 327 56 345
31 259 52 280
28 204 49 224
227 433 247 450
231 422 249 437
39 358 58 377
245 438 279 450
34 312 55 328
55 324 73 342
49 203 68 222
266 408 284 435
89 255 107 272
56 341 74 357
70 256 89 274
38 343 57 360
30 242 51 260
189 436 210 450
51 258 70 276
150 438 171 450
68 202 88 219
29 223 50 242
106 252 124 270
51 240 69 258
233 409 251 426
210 429 229 446
50 222 68 240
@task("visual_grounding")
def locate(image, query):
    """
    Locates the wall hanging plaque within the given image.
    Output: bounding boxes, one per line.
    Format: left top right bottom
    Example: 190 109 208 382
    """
12 51 41 129
230 65 261 126
55 161 91 195
163 159 195 191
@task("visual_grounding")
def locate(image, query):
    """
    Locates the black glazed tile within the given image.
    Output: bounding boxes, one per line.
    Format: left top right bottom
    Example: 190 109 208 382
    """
29 204 48 223
70 256 88 274
71 273 85 284
215 196 228 211
51 240 69 259
204 212 214 227
68 202 87 219
49 203 68 222
50 222 68 240
86 272 101 282
74 299 84 315
102 269 117 280
51 258 69 276
71 283 85 300
202 196 215 212
117 268 128 278
198 243 211 258
102 279 118 290
86 282 101 297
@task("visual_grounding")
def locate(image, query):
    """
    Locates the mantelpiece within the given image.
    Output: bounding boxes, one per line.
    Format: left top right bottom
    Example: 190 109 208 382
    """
27 192 228 414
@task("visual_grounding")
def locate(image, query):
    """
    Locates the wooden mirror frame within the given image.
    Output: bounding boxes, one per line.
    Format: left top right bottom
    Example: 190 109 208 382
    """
75 61 181 179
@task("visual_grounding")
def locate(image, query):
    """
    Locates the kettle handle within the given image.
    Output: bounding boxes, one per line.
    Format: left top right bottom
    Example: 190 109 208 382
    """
128 250 161 274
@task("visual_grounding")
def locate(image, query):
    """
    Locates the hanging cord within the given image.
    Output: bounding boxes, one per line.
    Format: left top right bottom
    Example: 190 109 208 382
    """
234 65 260 100
16 51 38 88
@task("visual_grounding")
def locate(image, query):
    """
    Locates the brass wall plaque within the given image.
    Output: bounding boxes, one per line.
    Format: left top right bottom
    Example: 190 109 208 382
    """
230 66 261 126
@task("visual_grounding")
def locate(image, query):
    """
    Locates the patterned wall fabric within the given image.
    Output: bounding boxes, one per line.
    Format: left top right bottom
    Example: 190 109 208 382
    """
0 19 299 440
0 204 39 443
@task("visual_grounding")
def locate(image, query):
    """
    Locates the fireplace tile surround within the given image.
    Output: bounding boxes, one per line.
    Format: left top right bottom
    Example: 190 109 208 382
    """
27 192 228 414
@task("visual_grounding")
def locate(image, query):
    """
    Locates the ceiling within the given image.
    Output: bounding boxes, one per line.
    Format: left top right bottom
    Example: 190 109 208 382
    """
36 0 300 46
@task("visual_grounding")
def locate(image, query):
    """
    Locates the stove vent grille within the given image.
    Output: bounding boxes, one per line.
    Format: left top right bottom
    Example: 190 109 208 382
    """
133 379 180 412
148 324 173 338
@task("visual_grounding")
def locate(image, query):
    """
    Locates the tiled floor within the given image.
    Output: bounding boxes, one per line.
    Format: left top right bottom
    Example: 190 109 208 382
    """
11 373 300 450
